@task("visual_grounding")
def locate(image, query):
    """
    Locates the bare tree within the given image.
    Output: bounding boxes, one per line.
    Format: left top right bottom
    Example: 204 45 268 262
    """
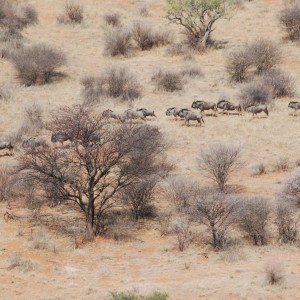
192 188 237 250
173 215 192 251
198 143 242 191
237 196 270 245
18 105 167 239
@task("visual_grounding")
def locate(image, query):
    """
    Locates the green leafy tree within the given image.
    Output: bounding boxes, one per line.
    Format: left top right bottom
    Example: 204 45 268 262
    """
166 0 234 48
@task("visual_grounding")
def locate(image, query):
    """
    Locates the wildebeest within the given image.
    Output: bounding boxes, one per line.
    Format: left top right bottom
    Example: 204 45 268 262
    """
217 100 230 110
102 109 120 120
191 100 217 114
0 141 13 152
51 133 70 146
166 107 189 120
136 108 156 118
22 137 48 148
288 101 300 115
222 102 242 115
119 109 146 122
178 109 205 126
245 104 269 117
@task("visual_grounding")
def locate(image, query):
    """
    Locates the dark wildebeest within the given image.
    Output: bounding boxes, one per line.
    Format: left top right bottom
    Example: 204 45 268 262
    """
102 109 120 120
136 108 156 118
217 100 230 110
51 133 70 146
191 100 217 114
178 109 205 126
245 104 269 117
166 107 186 120
119 109 145 122
222 102 242 115
22 137 48 149
288 101 300 115
0 141 13 152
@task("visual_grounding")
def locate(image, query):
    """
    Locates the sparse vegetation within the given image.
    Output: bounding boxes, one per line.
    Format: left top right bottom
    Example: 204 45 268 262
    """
104 12 121 27
280 3 300 41
109 289 168 300
9 43 66 86
265 263 285 285
173 215 193 251
279 167 300 205
7 253 36 272
198 143 242 191
0 165 13 201
251 162 267 176
226 49 251 82
274 157 290 172
81 66 142 103
152 70 184 92
237 196 270 245
57 2 83 24
180 64 204 78
104 27 132 56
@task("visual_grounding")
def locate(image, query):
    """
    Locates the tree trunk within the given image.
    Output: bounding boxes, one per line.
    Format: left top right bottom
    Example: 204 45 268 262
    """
85 201 95 241
202 29 211 48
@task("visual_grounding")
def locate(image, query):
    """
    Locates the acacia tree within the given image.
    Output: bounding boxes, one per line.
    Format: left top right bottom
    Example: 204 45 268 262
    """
18 105 167 238
166 0 234 48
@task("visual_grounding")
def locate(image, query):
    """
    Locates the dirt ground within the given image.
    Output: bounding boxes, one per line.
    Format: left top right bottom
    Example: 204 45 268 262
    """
1 0 300 299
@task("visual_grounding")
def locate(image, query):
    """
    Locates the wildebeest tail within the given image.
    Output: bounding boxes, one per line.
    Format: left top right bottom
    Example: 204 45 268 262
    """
265 107 269 116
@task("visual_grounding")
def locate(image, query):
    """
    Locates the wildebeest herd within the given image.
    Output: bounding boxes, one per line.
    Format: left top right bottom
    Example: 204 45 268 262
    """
0 100 298 154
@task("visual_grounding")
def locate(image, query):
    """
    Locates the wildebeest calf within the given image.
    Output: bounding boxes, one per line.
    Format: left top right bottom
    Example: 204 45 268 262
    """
136 108 156 118
119 109 145 122
51 133 70 146
288 101 300 115
245 104 269 117
22 137 48 149
0 141 13 152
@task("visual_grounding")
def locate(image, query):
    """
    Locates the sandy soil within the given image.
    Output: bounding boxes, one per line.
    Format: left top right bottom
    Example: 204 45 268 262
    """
1 0 300 299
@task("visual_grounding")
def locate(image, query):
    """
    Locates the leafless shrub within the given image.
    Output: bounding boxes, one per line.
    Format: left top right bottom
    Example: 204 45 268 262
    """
226 49 251 82
81 66 142 104
7 253 36 272
198 143 242 191
262 69 295 98
104 27 132 57
119 179 158 221
173 216 193 251
157 211 172 236
65 2 83 23
265 263 285 285
220 241 246 263
239 80 273 108
0 165 14 201
279 167 300 205
184 32 205 53
251 162 267 176
138 2 149 17
0 0 38 31
151 29 173 47
167 177 198 211
280 4 300 41
152 70 184 92
246 40 281 74
237 196 270 245
180 64 204 78
276 202 300 244
192 188 238 250
9 43 66 86
274 157 290 172
103 12 121 27
24 103 44 132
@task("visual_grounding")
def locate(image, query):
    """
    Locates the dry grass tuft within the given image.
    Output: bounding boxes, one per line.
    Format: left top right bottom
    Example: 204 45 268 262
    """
152 70 184 92
265 262 285 285
7 253 36 272
57 1 83 24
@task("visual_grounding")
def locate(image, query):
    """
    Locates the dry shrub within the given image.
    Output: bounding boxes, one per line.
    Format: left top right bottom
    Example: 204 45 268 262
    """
132 21 173 51
262 69 295 98
109 289 168 300
31 230 49 250
251 162 267 176
276 202 300 244
239 80 273 107
192 188 238 250
265 263 285 285
0 0 38 31
246 39 281 74
104 27 132 57
279 167 300 205
0 165 14 201
184 32 205 53
237 196 270 245
173 215 193 251
226 49 251 82
280 4 300 40
65 2 83 23
138 2 150 17
274 157 290 172
157 211 172 236
81 66 142 103
198 143 242 192
103 12 121 27
180 63 204 78
9 43 66 86
7 253 36 272
24 103 44 132
152 70 184 92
